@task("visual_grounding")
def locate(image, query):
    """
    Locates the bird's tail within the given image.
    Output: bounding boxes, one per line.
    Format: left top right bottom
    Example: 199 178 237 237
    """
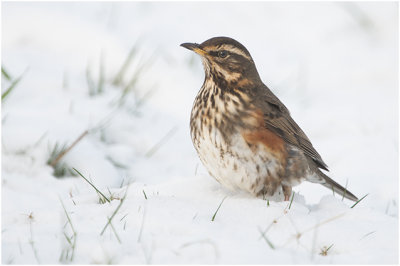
316 170 358 201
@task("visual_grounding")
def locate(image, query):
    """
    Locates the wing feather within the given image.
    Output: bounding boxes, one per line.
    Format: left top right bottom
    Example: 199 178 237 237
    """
257 85 329 171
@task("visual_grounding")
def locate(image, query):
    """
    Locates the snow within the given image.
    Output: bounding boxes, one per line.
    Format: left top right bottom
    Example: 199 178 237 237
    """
1 2 398 264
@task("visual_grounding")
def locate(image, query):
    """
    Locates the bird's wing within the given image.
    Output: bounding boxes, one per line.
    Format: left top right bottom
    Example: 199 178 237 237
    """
258 86 329 171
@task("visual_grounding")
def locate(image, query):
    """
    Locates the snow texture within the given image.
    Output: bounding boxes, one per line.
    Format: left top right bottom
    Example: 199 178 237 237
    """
2 2 398 264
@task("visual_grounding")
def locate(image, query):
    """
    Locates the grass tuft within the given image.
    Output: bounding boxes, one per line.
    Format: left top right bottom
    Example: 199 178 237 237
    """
116 55 154 107
87 51 106 97
47 130 88 177
112 44 139 87
111 43 156 109
59 198 77 262
47 142 77 177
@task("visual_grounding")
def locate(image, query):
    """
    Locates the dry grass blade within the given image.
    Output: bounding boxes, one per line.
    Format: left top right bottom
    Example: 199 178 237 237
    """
145 126 178 158
319 243 334 256
48 130 88 168
302 213 346 235
137 207 146 243
28 221 40 263
47 142 78 178
360 230 376 240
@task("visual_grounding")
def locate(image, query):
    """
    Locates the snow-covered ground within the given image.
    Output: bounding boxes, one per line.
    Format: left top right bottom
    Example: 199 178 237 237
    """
1 2 398 264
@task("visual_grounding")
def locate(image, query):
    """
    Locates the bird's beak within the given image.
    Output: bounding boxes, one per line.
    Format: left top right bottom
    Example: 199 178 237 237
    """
180 42 207 56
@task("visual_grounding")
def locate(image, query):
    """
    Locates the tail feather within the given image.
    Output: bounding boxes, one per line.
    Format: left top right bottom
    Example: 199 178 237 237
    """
317 170 359 201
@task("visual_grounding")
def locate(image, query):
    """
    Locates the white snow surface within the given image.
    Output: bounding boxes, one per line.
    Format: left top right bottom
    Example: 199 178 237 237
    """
1 2 398 264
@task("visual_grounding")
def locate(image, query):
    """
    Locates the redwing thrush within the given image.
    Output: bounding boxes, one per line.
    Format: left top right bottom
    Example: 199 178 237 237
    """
181 37 358 201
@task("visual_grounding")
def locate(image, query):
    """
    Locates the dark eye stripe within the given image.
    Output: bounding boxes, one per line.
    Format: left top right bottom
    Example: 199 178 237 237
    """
209 50 229 58
209 51 219 57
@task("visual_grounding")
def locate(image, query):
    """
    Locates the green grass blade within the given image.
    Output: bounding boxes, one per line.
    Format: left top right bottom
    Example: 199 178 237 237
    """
2 76 21 101
142 190 147 200
112 44 138 86
97 51 105 95
100 187 129 235
258 227 275 249
211 196 227 221
108 216 122 244
59 198 76 233
72 168 110 203
288 192 295 209
86 62 96 96
1 66 12 81
350 193 368 208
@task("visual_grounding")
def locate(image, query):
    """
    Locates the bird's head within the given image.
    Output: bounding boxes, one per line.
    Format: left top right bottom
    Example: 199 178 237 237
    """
181 37 261 88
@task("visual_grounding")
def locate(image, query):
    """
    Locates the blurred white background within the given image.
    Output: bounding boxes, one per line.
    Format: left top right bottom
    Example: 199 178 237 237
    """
2 2 398 264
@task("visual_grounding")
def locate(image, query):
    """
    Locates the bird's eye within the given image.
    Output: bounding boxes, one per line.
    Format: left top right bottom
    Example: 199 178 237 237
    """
218 50 228 58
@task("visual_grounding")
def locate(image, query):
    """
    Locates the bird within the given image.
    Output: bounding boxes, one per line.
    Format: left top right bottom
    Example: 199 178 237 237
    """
181 37 358 201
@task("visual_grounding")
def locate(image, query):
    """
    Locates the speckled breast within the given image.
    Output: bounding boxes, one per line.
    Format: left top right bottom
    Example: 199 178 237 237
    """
190 81 285 196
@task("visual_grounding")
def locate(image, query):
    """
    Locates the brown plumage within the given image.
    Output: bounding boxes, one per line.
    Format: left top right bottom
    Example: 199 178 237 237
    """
181 36 358 201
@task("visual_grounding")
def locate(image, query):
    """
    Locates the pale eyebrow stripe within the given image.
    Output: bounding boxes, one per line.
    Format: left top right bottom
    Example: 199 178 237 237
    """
218 44 252 61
